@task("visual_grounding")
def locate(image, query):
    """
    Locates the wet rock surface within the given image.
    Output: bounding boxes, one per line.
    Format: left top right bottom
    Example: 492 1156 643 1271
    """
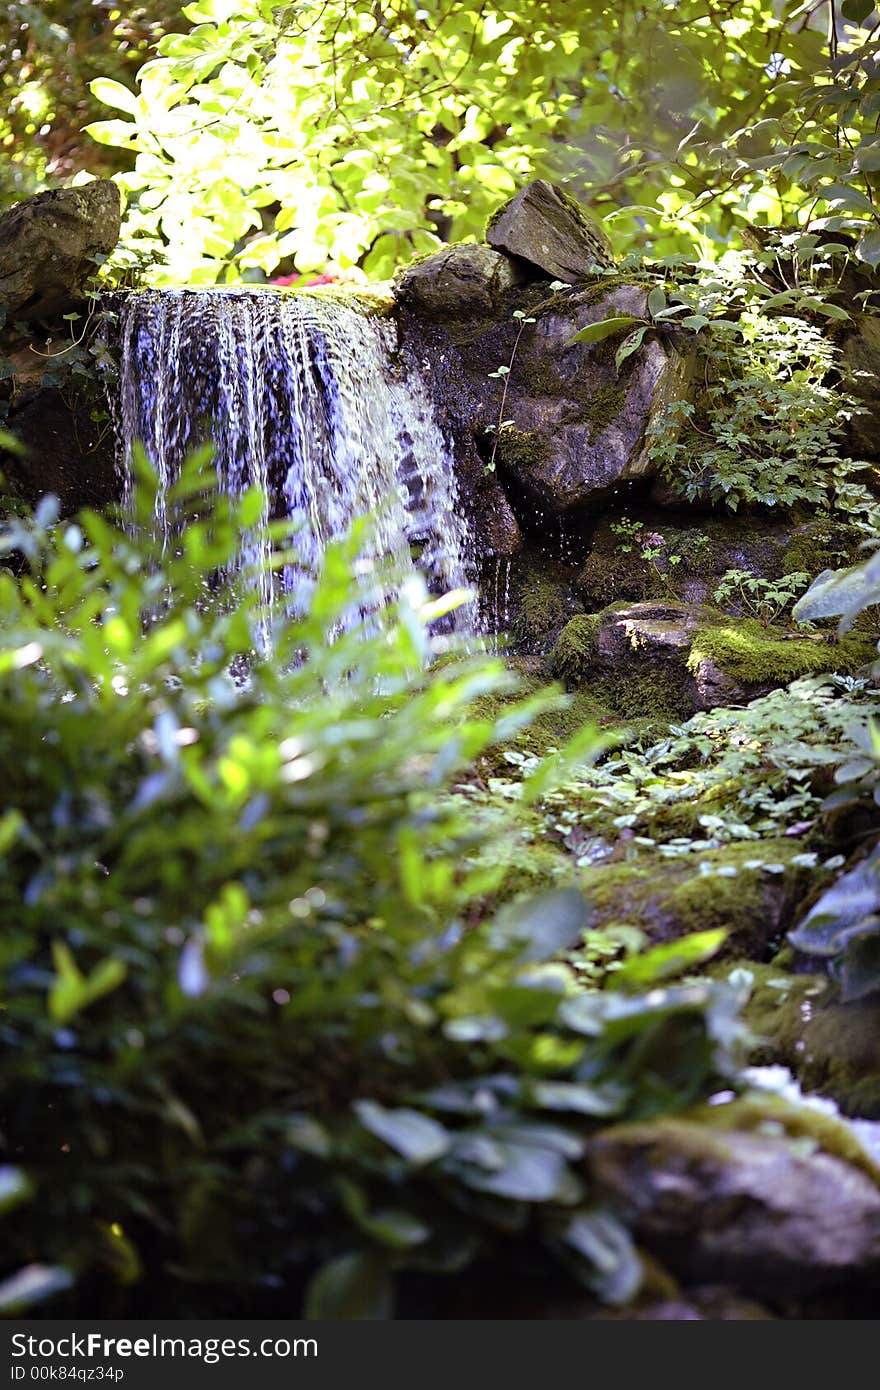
0 181 120 322
840 312 880 461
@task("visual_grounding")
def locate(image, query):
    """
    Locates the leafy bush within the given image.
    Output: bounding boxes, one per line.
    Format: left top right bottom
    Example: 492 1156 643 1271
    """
648 305 875 517
0 468 742 1317
713 568 810 629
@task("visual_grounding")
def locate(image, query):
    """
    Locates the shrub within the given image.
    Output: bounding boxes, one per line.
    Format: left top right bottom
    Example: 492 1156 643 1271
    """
0 465 742 1317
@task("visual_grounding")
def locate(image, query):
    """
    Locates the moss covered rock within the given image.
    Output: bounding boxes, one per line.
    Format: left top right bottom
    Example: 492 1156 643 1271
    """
577 840 816 956
688 619 875 706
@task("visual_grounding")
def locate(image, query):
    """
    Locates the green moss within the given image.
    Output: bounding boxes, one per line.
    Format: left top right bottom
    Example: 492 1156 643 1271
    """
491 840 571 905
590 667 691 724
575 382 625 441
688 616 875 686
577 546 660 607
494 425 550 477
665 857 775 945
514 572 572 647
782 519 861 577
549 615 601 684
684 1093 880 1185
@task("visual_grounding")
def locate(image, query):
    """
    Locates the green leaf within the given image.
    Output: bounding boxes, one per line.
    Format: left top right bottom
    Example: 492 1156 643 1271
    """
615 325 647 371
457 1140 569 1201
48 943 127 1025
856 229 880 270
89 78 139 115
564 316 641 348
561 1208 643 1304
353 1101 451 1165
489 888 591 962
84 119 140 147
647 286 666 318
528 1081 627 1116
612 930 727 989
841 0 874 23
788 850 880 960
303 1253 392 1320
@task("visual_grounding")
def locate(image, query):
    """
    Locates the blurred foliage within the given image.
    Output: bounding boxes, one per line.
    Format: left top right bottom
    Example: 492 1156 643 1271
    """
788 534 880 999
0 464 744 1316
4 3 880 281
0 1 183 206
74 0 880 283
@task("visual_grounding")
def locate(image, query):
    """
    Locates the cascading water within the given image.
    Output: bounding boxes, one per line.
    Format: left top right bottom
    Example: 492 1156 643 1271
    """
114 287 476 640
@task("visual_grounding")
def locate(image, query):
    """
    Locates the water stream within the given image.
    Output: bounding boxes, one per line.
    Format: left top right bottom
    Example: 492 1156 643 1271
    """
114 287 476 639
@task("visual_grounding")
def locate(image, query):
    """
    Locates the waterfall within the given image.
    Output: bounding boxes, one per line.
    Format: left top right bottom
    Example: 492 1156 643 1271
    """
114 287 475 638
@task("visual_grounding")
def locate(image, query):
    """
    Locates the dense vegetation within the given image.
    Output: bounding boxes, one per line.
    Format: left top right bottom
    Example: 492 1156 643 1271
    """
2 0 880 1321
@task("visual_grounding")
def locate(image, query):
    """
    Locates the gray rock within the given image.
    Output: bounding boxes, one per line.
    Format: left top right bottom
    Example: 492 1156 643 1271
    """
395 244 520 320
0 181 121 321
487 178 615 281
493 286 694 514
596 599 706 664
589 1117 880 1292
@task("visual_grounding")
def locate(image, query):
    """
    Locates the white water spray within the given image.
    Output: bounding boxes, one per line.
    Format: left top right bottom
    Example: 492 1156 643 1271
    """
115 287 475 636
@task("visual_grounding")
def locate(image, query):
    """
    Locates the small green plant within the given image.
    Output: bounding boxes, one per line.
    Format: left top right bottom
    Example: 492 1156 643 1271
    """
485 308 536 474
713 568 811 629
609 517 683 598
564 282 712 371
647 303 877 519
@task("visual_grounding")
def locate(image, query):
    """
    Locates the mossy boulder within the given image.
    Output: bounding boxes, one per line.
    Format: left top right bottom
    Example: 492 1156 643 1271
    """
549 602 875 718
549 614 601 684
688 619 875 707
577 840 816 957
0 182 120 321
395 243 522 320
